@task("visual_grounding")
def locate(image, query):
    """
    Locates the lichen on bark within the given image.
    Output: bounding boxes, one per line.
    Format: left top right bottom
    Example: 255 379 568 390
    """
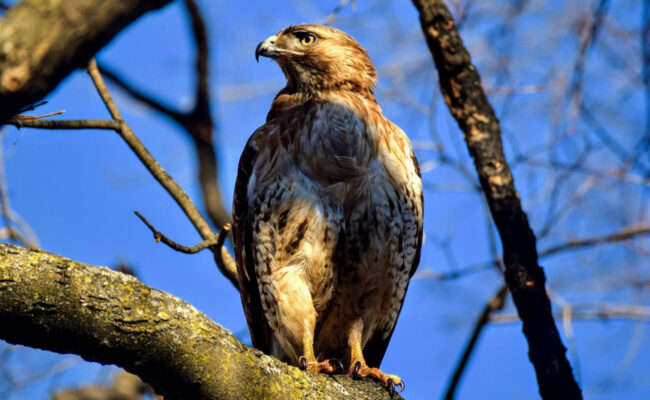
0 244 400 400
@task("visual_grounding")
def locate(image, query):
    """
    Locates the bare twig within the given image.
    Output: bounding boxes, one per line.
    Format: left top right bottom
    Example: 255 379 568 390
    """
540 226 650 257
87 59 239 288
6 119 119 130
627 0 650 172
0 133 38 248
97 0 231 231
213 223 237 284
96 66 183 122
0 228 31 248
418 224 650 282
87 59 211 238
134 211 224 254
568 0 611 119
4 61 240 289
414 262 495 281
323 0 355 25
491 304 650 323
444 284 508 400
11 110 65 120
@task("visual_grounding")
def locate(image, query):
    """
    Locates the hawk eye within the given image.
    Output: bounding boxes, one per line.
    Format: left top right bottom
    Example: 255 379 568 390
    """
295 31 317 46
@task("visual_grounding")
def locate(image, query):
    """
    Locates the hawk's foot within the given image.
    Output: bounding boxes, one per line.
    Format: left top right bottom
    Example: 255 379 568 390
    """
298 356 343 374
349 361 405 393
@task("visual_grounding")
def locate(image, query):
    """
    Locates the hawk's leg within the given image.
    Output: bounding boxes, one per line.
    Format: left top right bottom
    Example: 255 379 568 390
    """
347 319 404 392
271 270 342 375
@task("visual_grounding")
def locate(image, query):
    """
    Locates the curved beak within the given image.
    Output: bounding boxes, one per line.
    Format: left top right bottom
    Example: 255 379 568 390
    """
255 35 279 62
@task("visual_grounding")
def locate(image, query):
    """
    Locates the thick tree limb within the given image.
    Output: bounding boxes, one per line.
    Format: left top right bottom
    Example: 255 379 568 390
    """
411 1 582 398
0 0 174 121
0 243 401 400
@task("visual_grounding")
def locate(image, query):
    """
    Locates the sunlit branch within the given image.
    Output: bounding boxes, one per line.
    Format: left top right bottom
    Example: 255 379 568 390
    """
134 211 227 255
5 59 239 289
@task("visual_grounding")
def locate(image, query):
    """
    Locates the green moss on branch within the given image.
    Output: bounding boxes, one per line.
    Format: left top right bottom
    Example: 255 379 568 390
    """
0 244 400 400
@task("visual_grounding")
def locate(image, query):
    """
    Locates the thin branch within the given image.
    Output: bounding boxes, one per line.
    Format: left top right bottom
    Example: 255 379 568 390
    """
134 211 224 254
87 59 239 288
183 0 231 231
491 304 650 324
86 60 209 237
568 0 611 119
0 133 38 248
632 0 650 172
213 223 238 285
4 61 240 289
414 262 495 280
323 0 355 25
444 284 508 400
96 65 184 124
11 110 65 120
0 228 31 248
6 119 120 130
98 0 231 231
88 59 123 120
418 225 650 282
540 226 650 257
184 0 209 116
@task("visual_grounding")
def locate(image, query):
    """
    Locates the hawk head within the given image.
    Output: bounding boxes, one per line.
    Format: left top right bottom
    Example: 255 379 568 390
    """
255 25 377 95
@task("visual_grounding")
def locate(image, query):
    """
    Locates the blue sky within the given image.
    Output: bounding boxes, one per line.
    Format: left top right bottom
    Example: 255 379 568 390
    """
2 0 649 399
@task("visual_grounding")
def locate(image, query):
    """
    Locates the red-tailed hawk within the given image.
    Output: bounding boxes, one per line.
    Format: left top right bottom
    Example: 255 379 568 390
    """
233 24 423 391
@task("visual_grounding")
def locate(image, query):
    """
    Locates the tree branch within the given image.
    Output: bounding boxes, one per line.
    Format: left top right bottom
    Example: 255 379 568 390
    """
4 60 240 289
444 284 508 400
98 0 231 231
0 243 399 400
491 304 650 324
540 225 650 257
411 1 582 398
0 0 174 121
134 210 226 255
6 119 120 130
87 59 239 289
85 59 214 245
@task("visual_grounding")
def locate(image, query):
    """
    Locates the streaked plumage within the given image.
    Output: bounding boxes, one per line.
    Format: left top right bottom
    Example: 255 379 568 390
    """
233 24 423 389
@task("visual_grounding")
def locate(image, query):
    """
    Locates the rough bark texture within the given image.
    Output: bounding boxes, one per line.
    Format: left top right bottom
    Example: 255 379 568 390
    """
0 0 174 120
0 244 400 400
411 1 582 399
